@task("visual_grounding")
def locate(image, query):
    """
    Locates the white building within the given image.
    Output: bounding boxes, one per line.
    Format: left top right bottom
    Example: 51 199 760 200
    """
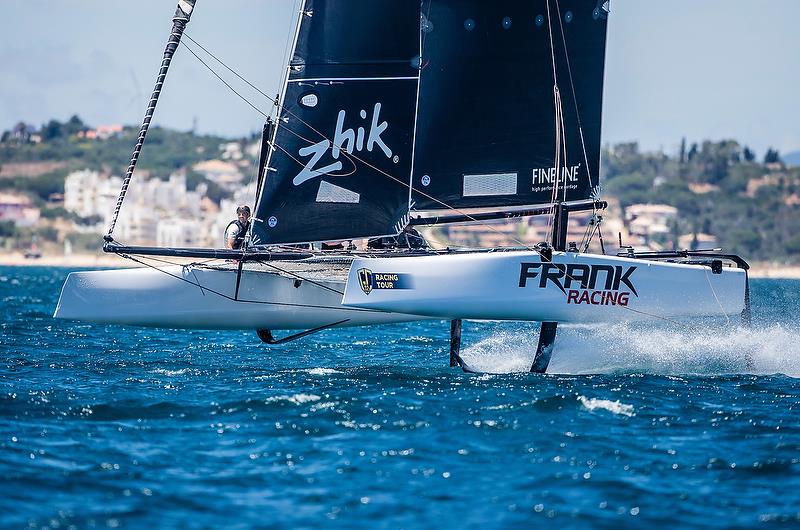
193 159 243 189
625 204 678 237
157 218 203 247
63 170 122 224
64 169 221 246
0 192 40 227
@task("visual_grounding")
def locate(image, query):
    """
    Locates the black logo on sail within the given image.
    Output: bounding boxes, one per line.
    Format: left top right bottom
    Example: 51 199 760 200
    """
358 268 374 295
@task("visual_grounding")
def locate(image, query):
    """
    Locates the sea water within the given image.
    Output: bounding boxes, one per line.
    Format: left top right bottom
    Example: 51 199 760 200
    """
2 266 799 529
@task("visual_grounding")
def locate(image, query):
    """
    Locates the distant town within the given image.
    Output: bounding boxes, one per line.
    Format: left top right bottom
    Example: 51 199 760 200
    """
1 116 799 263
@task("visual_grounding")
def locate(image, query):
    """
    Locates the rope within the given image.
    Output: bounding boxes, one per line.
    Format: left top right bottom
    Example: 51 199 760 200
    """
705 269 732 326
554 0 595 193
117 253 374 312
106 12 192 238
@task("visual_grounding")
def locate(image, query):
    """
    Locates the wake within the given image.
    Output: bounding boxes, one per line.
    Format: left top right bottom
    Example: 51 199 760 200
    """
459 323 800 376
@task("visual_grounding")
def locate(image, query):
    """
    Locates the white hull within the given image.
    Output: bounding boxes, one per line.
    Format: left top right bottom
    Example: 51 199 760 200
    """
55 250 747 331
54 264 426 330
342 251 747 323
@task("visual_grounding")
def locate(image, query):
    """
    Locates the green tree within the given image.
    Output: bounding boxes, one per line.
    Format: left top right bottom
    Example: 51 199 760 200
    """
764 148 782 164
40 119 63 141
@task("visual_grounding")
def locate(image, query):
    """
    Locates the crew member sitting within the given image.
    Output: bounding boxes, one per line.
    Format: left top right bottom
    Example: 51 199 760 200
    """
225 205 251 249
367 225 427 250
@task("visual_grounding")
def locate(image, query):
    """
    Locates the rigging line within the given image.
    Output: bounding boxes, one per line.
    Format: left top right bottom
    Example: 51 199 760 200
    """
554 0 595 192
181 37 361 180
544 0 561 239
117 252 381 313
550 6 570 205
181 35 364 179
106 17 193 238
251 259 345 296
579 215 595 251
278 0 303 111
183 32 326 142
180 40 271 121
558 88 569 203
705 269 732 326
180 32 537 251
545 0 559 83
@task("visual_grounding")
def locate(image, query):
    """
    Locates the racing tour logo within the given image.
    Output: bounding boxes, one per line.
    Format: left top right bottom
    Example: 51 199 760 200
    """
357 268 413 295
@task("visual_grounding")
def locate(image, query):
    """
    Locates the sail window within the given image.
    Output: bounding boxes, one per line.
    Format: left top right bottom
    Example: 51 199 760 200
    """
299 93 318 108
502 17 512 30
316 181 361 204
464 18 475 31
462 173 517 197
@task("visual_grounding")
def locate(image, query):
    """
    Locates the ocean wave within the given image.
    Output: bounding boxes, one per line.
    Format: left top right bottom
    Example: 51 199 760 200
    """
577 395 635 417
265 393 321 405
304 368 342 376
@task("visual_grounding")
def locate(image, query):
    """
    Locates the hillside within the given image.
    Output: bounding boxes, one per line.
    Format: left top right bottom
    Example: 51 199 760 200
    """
2 117 799 262
602 140 800 260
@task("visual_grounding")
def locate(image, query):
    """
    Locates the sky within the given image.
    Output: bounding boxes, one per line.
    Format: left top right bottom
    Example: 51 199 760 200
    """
1 0 798 157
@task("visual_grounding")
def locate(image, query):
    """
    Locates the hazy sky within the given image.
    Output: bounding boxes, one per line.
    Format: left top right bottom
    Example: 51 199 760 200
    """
1 0 798 157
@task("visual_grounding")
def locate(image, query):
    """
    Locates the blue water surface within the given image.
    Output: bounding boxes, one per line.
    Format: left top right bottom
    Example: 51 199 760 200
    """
2 266 800 529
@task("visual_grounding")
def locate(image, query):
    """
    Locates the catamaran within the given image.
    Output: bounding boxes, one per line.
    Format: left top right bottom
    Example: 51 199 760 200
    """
54 0 750 373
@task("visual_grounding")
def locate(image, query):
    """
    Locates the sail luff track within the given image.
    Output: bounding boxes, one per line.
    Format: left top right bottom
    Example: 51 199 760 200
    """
252 0 307 218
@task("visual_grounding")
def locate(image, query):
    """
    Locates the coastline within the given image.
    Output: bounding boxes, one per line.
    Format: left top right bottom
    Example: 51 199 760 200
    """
1 252 800 279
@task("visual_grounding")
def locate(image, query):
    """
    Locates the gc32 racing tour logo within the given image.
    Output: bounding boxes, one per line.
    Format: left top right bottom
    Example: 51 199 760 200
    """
357 268 413 296
519 262 638 306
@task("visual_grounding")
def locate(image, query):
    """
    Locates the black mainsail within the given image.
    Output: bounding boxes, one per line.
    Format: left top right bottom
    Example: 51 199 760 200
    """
252 0 609 245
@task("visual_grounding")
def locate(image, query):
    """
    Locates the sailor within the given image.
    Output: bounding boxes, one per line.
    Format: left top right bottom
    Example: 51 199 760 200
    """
225 205 251 249
367 225 427 250
398 225 427 249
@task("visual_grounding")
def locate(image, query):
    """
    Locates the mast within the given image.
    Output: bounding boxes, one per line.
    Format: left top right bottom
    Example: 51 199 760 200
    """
105 0 197 242
251 1 307 215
